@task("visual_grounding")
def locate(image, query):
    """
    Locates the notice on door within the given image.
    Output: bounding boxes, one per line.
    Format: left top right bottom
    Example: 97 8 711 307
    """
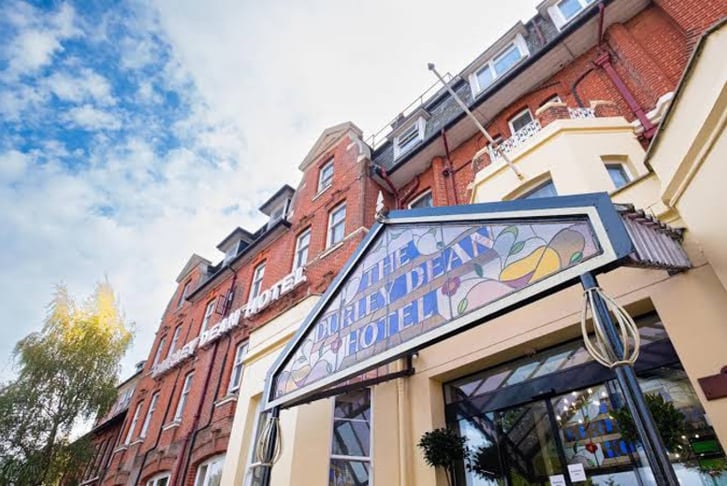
568 463 587 482
549 474 567 486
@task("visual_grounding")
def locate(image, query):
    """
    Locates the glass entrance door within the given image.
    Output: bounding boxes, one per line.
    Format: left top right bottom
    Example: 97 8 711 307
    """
497 401 569 485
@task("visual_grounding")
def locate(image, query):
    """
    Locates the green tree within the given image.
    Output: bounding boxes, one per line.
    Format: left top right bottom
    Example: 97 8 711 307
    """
0 281 133 485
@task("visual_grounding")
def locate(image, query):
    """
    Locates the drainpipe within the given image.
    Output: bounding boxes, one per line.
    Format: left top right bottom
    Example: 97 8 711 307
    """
399 175 420 207
440 129 459 205
373 164 400 209
132 331 194 484
592 2 657 139
173 271 237 485
570 67 596 108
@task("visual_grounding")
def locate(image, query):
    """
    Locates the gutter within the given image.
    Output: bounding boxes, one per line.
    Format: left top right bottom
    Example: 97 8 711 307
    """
378 0 618 174
643 16 727 166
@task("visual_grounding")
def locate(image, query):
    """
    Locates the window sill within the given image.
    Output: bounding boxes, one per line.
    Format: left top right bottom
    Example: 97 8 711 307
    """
162 421 181 431
129 438 144 446
113 445 128 454
312 184 332 201
320 241 344 259
214 394 238 408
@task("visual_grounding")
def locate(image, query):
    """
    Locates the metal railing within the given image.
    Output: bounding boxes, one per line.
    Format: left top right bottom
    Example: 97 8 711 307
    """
488 107 596 161
366 72 455 151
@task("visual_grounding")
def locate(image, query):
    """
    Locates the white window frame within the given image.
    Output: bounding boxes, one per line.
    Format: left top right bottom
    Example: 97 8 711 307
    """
174 372 194 421
250 262 266 300
393 117 426 160
293 228 311 270
327 203 347 248
508 108 535 135
140 392 159 438
244 401 267 486
328 389 373 486
605 163 631 190
408 190 433 209
152 337 166 367
194 454 225 486
146 472 171 486
469 35 529 97
318 158 334 193
227 342 248 394
548 0 596 30
200 300 216 334
223 241 240 263
125 401 143 444
517 178 558 200
177 281 191 308
168 325 182 357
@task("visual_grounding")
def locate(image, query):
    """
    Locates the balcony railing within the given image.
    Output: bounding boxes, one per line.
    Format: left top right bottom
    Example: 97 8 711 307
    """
488 107 596 161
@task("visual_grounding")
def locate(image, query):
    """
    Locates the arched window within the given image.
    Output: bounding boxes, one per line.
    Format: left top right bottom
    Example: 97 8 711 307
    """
195 454 225 486
146 472 170 486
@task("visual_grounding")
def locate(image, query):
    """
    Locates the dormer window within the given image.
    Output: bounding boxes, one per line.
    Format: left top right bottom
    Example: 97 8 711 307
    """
548 0 596 30
267 198 290 229
470 35 529 96
318 158 334 193
394 117 426 160
223 241 241 263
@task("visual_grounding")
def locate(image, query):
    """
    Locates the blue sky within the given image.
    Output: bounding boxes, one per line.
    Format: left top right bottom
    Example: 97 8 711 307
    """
0 0 535 381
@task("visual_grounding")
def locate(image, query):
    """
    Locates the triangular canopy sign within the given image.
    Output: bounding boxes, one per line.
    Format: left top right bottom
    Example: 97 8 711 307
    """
264 193 639 410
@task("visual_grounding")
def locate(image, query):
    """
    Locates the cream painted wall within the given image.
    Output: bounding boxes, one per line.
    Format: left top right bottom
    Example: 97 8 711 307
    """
221 296 319 486
221 50 727 482
647 23 727 290
471 117 648 203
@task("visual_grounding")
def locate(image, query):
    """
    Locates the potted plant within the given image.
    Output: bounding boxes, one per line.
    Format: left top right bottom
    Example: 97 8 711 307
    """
418 427 469 486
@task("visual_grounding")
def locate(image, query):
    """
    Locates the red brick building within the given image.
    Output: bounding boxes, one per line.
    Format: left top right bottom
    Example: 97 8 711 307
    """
77 1 726 484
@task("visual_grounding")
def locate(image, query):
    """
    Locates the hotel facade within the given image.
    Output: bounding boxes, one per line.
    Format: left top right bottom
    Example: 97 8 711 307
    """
77 1 727 485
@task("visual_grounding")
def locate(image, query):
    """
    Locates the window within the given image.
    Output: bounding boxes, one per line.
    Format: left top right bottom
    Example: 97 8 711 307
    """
508 108 534 135
177 281 191 308
518 179 558 199
318 158 334 193
549 0 595 30
174 372 194 421
606 164 631 189
245 402 268 486
195 455 225 486
327 203 347 248
293 228 311 270
152 337 166 367
168 325 182 357
471 36 529 95
147 472 170 486
329 389 372 486
201 300 216 334
408 190 433 209
393 117 426 159
224 241 240 263
250 263 266 300
558 0 594 21
125 401 143 444
140 392 159 438
228 342 249 394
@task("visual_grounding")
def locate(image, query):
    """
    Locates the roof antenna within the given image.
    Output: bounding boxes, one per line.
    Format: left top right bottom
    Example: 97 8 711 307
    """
427 63 525 180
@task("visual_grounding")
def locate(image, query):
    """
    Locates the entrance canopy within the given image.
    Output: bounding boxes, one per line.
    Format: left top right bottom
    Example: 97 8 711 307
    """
264 193 689 410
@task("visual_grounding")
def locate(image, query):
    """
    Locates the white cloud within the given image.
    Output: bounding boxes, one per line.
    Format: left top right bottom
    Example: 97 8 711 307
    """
63 104 121 130
2 2 81 79
45 68 116 106
0 0 539 382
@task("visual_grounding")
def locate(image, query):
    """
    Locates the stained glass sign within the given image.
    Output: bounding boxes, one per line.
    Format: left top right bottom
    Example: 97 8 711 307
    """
266 194 634 409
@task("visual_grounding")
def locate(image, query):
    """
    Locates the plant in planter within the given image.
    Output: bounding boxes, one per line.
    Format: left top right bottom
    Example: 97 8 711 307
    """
418 427 469 486
610 393 686 452
468 443 501 481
